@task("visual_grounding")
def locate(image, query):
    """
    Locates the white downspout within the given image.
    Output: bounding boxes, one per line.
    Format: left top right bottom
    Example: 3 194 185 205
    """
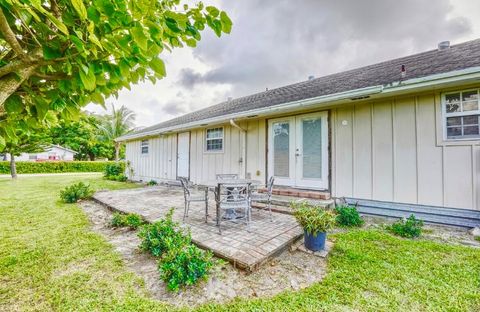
229 119 247 178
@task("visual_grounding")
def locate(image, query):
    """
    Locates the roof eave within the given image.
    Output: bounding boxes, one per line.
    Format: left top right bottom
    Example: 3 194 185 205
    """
117 66 480 142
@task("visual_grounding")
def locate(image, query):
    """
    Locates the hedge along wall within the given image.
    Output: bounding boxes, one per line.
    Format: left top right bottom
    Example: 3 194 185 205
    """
0 161 124 174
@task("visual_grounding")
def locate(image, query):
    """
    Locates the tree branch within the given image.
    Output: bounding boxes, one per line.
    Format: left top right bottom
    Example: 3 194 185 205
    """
0 8 29 62
33 71 70 80
0 60 27 78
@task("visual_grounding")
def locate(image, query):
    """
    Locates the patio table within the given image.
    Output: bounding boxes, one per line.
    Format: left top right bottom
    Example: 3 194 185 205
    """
199 179 261 225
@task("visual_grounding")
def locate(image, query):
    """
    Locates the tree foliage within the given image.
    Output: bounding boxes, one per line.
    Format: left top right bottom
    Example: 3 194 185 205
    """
98 104 135 160
0 0 232 149
49 113 114 160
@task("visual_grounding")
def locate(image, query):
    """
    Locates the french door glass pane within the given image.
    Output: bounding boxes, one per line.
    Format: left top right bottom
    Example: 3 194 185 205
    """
302 118 322 179
273 122 290 177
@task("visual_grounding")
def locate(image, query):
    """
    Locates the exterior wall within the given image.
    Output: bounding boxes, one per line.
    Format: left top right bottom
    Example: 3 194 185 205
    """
188 120 267 184
125 134 177 182
332 92 480 210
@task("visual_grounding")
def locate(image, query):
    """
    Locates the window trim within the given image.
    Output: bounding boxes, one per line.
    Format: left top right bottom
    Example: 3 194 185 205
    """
442 88 480 141
140 139 149 155
204 127 224 153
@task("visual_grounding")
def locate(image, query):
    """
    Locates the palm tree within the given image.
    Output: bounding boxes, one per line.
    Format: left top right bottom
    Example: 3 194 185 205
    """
98 104 136 161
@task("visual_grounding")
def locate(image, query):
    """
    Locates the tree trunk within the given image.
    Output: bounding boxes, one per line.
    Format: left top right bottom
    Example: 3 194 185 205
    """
114 142 120 161
9 153 17 179
0 64 38 111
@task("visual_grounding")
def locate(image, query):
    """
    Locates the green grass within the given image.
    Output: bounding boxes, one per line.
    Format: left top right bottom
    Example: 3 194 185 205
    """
1 174 479 311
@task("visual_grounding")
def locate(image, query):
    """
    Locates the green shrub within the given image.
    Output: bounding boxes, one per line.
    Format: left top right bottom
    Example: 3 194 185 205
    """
475 236 480 242
159 244 213 291
0 161 118 174
335 205 364 227
388 214 424 238
291 201 337 236
147 180 158 186
111 212 144 229
138 208 214 291
138 209 189 257
59 182 94 203
103 162 127 181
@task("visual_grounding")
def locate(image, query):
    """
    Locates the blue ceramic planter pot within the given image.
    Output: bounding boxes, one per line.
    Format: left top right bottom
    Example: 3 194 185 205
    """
304 230 327 251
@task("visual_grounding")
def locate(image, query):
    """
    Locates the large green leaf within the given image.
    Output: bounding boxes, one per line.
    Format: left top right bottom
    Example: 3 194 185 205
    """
149 58 166 77
72 0 87 20
0 135 5 150
131 27 148 51
220 11 232 34
4 95 23 114
79 67 96 91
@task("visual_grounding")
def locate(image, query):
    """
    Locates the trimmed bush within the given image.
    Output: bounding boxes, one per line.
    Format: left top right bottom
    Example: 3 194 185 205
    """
59 182 94 203
138 208 214 291
159 244 213 291
104 162 127 181
138 209 189 257
335 205 364 227
0 161 118 174
111 212 144 229
388 214 424 238
147 180 158 186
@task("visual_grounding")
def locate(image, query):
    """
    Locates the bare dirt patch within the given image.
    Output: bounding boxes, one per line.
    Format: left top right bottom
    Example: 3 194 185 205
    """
80 201 327 307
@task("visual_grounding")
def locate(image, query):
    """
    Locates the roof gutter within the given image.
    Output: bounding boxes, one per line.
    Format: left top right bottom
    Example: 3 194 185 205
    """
117 66 480 142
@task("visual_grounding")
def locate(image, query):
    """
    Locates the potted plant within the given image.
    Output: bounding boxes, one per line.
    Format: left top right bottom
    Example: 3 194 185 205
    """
291 201 337 251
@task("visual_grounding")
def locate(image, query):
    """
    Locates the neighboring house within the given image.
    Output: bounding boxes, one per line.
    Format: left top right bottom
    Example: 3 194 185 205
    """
1 145 77 161
118 39 480 212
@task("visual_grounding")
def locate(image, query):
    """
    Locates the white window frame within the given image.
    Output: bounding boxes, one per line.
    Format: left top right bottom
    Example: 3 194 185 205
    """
442 88 480 141
140 139 149 155
205 127 224 153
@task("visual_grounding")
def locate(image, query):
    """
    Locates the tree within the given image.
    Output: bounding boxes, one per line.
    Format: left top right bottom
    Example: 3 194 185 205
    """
1 126 51 178
0 0 232 149
98 104 135 161
49 113 115 160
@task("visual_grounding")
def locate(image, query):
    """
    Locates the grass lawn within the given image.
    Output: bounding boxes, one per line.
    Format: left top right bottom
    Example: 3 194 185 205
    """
1 174 479 311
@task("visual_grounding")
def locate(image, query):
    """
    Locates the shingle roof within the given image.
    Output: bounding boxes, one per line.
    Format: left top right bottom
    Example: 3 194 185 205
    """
127 39 480 138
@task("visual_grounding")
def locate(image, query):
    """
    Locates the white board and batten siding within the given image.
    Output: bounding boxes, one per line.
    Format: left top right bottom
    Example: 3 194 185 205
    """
125 88 480 211
332 92 480 210
125 134 177 182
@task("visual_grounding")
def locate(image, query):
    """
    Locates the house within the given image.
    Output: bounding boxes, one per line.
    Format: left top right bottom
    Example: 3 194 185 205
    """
118 39 480 213
1 145 77 161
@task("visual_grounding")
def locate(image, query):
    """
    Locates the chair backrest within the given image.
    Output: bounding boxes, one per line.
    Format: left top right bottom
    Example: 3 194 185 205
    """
216 173 239 180
267 176 275 194
218 183 249 205
178 177 190 197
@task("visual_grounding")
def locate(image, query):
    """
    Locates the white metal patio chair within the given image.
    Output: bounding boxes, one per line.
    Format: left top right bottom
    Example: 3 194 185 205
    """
250 176 275 221
215 182 250 234
179 177 208 223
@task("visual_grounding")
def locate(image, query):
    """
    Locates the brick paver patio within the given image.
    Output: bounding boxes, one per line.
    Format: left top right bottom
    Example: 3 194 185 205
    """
93 185 303 271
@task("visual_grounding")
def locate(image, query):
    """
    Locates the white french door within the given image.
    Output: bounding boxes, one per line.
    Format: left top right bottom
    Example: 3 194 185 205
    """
268 112 328 189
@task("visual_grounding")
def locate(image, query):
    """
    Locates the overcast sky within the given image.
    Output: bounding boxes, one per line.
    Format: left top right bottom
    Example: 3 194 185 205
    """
85 0 480 128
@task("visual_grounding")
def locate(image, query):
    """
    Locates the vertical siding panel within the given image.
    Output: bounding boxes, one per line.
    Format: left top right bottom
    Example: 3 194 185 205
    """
197 130 203 183
190 131 197 182
353 103 372 199
444 145 473 208
258 118 266 182
372 101 394 201
474 145 480 210
335 106 354 197
393 97 417 203
223 126 231 174
416 95 443 206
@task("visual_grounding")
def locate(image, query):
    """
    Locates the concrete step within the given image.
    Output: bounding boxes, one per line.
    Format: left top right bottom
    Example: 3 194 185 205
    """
257 188 331 200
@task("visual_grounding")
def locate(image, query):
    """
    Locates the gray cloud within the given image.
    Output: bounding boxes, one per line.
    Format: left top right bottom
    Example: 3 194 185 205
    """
179 0 472 97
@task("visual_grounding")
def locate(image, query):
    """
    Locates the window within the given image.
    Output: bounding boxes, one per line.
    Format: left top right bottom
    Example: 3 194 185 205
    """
443 89 480 140
205 127 223 151
141 140 149 154
29 154 37 160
